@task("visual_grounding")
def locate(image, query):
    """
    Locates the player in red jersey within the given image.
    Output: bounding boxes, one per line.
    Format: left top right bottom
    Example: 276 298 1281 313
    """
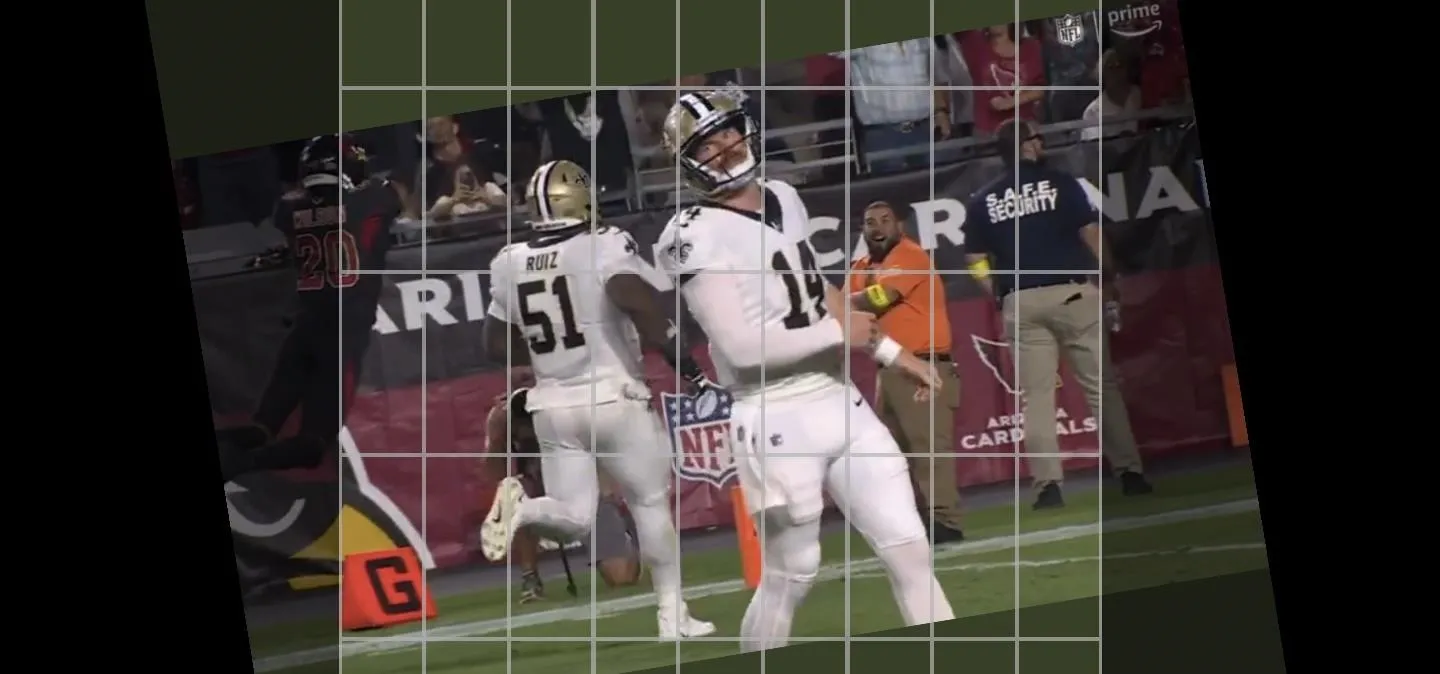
218 133 400 483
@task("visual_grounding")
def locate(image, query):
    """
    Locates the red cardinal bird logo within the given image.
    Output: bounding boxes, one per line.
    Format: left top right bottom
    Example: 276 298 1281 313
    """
970 334 1064 396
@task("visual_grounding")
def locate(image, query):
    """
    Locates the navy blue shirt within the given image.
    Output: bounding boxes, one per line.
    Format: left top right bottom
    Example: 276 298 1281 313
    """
963 161 1100 297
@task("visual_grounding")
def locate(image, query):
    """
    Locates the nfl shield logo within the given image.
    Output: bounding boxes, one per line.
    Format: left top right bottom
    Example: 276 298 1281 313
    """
1055 14 1086 47
661 389 737 488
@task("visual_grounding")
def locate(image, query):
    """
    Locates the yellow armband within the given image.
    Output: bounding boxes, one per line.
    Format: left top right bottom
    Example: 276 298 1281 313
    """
864 284 893 309
967 259 991 280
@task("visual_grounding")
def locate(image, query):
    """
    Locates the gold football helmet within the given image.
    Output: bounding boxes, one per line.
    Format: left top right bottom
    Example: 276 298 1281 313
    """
524 159 594 232
662 90 762 197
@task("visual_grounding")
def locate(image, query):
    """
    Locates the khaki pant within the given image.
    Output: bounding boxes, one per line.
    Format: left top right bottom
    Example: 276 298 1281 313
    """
875 360 964 530
1002 284 1143 488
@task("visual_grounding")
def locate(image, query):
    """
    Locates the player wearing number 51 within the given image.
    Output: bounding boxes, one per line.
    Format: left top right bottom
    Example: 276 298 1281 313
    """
480 159 717 640
217 133 400 483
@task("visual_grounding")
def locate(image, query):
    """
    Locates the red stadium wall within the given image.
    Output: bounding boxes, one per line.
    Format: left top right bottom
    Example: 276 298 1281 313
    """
341 263 1237 569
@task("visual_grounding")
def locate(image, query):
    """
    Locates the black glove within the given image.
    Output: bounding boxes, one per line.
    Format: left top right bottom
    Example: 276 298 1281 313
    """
684 370 720 397
676 355 719 396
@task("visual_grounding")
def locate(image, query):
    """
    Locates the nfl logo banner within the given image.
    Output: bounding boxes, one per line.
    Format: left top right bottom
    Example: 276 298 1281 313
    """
661 389 738 488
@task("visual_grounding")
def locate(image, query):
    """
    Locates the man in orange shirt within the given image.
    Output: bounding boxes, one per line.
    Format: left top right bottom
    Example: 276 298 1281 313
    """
849 201 965 543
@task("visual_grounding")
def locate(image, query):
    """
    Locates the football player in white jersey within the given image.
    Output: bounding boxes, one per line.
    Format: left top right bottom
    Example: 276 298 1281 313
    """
480 159 715 639
655 91 956 652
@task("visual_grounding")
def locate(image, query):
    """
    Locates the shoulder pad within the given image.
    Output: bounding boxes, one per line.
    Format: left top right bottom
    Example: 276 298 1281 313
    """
761 178 798 198
668 204 705 228
490 243 518 265
612 229 640 254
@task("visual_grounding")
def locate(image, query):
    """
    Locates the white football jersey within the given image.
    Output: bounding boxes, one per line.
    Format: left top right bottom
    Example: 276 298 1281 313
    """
486 227 650 410
656 180 844 399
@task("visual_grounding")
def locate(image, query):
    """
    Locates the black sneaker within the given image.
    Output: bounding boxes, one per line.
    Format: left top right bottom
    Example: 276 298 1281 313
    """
519 572 545 604
1120 471 1154 496
1033 483 1065 510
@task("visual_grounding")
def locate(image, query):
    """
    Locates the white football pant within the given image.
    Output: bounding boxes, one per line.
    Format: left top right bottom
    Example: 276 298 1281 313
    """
729 382 956 652
515 395 691 615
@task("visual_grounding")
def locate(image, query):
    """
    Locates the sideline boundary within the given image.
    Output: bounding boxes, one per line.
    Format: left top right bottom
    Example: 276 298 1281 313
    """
254 498 1258 672
568 542 1267 621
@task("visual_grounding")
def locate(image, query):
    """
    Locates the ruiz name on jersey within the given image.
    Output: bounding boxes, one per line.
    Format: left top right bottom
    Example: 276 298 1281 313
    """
984 180 1060 223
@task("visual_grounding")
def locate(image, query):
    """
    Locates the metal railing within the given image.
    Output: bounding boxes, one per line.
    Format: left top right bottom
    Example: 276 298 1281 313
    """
186 105 1193 276
633 105 1194 203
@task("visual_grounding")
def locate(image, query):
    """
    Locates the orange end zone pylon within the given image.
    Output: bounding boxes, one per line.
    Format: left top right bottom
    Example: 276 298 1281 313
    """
341 547 438 631
730 485 762 590
1220 364 1247 447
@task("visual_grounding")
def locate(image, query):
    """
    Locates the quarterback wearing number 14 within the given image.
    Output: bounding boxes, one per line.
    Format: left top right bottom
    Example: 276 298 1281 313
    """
656 90 956 652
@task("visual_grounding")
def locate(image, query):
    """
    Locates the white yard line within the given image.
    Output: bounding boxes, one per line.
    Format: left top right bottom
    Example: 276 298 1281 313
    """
254 498 1258 672
565 542 1265 621
856 542 1266 580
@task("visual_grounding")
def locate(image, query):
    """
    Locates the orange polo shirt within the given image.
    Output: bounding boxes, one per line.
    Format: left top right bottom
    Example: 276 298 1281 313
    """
849 238 952 355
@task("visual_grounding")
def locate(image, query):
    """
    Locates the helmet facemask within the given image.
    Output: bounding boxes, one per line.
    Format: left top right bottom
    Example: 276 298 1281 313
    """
678 110 762 198
299 134 368 196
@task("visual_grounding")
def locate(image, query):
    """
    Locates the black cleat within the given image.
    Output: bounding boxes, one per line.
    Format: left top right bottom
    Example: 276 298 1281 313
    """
1120 471 1154 496
931 523 965 544
1032 483 1065 510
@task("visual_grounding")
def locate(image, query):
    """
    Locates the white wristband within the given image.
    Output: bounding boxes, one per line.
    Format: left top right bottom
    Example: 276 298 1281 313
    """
872 336 904 368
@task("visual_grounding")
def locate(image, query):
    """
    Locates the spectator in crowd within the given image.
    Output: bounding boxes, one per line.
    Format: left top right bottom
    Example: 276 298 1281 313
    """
536 91 633 198
1081 49 1141 141
195 147 281 227
1037 13 1103 123
804 54 855 183
456 106 543 203
848 201 965 543
507 104 546 194
628 82 679 170
271 137 309 194
406 115 507 221
1102 0 1189 110
173 159 201 229
934 35 976 142
834 38 957 176
713 78 797 166
958 24 1047 137
629 71 792 172
961 119 1153 510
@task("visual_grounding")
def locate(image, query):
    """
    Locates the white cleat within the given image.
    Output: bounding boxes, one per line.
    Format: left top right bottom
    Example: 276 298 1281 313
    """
481 477 527 562
658 604 717 640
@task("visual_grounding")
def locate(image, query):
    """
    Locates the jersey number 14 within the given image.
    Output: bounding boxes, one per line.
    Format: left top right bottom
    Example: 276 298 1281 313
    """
771 241 829 329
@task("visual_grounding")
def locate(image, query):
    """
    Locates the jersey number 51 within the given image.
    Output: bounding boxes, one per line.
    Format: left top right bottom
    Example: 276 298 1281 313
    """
518 276 586 354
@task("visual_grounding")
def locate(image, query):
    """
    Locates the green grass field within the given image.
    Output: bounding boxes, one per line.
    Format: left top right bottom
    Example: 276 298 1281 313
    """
255 462 1264 674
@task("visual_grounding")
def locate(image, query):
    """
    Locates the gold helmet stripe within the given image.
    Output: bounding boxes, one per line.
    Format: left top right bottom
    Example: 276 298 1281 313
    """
531 160 559 222
678 93 714 120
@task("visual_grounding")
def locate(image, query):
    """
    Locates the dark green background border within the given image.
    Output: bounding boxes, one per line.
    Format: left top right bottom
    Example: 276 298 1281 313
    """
147 2 1284 673
152 0 1093 158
